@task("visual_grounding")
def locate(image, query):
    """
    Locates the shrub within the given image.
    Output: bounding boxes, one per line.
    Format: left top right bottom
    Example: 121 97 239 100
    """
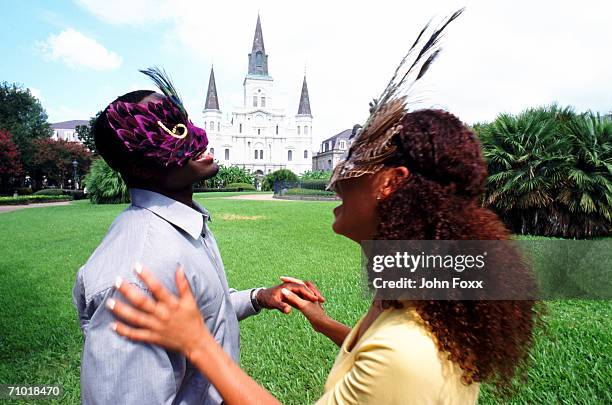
300 179 329 190
84 159 129 204
263 169 298 191
283 188 336 197
33 188 87 200
300 170 331 180
200 165 254 188
0 195 72 205
226 182 256 191
34 188 63 196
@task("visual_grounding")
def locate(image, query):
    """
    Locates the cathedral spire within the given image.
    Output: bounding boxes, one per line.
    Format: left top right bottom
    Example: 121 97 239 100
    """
204 66 220 110
247 14 269 76
297 75 311 116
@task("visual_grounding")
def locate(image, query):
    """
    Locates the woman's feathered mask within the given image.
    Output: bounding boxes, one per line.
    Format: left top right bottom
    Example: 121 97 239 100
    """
106 67 208 167
328 9 464 190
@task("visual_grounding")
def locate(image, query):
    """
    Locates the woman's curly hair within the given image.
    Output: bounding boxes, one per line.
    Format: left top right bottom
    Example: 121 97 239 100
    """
375 109 542 393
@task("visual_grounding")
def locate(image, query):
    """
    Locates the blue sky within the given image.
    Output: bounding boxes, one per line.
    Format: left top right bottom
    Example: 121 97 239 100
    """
1 1 208 127
2 0 612 147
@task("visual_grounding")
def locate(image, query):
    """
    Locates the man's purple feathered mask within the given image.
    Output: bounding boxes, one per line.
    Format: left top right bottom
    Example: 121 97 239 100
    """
106 67 208 167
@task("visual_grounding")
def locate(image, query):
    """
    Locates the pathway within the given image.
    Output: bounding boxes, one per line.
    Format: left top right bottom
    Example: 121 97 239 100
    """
0 201 72 213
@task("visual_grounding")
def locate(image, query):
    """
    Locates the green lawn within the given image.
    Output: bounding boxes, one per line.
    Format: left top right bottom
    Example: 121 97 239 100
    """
0 198 610 404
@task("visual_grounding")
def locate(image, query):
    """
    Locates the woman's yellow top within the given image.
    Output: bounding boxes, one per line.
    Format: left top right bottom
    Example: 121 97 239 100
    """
316 307 479 405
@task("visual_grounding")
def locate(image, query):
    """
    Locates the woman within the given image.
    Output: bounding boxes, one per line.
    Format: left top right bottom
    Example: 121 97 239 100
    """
108 12 540 404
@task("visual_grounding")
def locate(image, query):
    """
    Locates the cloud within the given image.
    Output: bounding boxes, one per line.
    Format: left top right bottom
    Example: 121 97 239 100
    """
38 28 122 70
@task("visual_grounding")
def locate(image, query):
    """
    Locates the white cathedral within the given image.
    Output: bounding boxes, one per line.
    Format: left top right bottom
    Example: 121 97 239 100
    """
203 15 314 175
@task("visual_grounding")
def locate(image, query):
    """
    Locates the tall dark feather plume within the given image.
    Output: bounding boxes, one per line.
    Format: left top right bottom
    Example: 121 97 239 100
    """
329 8 464 189
360 7 465 138
139 67 188 119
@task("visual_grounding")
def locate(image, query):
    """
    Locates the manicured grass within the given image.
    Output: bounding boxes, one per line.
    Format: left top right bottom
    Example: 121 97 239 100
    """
0 199 610 404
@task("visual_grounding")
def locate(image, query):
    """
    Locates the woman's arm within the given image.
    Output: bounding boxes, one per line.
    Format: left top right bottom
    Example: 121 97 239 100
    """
280 288 351 347
109 266 281 405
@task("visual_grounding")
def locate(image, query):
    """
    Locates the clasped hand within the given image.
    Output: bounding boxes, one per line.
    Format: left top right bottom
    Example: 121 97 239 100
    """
107 265 329 358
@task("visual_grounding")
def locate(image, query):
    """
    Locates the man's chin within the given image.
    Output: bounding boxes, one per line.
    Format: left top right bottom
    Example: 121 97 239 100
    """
198 162 220 181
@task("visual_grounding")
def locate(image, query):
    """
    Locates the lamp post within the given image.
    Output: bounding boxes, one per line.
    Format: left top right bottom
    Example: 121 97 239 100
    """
72 159 78 190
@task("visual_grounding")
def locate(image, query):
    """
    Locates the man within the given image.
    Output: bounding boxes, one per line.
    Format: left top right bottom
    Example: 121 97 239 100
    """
73 72 323 404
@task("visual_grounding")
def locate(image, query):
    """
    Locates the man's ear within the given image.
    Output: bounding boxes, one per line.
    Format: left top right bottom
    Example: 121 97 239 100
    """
378 167 410 199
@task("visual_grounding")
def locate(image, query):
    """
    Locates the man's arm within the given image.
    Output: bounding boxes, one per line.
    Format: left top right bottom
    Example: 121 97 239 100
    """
228 288 262 321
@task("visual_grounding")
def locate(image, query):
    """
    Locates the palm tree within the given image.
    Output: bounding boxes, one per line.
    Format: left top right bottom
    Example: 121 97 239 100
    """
558 112 612 237
480 106 571 235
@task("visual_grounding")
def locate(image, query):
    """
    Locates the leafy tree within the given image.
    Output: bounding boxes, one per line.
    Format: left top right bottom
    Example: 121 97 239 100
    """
262 169 298 191
84 158 129 204
32 139 92 188
0 82 52 174
300 170 331 180
76 111 102 154
0 130 23 191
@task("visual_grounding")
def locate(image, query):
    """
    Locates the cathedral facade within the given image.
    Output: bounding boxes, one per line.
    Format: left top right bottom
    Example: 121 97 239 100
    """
203 15 314 175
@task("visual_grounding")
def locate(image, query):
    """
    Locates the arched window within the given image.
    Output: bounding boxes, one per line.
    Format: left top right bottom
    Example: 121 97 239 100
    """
209 121 214 130
210 147 214 155
239 123 242 133
261 97 266 107
253 95 258 107
288 150 293 161
304 150 308 159
257 128 260 135
275 125 279 134
255 51 263 67
304 126 309 135
224 148 229 160
254 150 258 159
297 126 301 135
217 122 220 132
260 149 264 159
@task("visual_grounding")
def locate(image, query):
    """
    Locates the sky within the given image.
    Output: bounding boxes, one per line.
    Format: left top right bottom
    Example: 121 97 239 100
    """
2 0 611 149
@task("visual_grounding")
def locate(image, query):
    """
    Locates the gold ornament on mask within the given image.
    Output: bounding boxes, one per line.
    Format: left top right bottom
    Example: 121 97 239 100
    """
157 121 188 139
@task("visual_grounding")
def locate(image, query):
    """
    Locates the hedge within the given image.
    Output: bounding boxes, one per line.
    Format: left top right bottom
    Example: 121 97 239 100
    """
299 179 329 190
226 182 256 191
34 189 87 200
283 188 336 197
33 189 64 196
0 195 73 205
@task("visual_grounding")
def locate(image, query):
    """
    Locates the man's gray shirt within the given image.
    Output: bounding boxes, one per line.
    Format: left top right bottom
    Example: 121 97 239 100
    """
73 188 260 404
